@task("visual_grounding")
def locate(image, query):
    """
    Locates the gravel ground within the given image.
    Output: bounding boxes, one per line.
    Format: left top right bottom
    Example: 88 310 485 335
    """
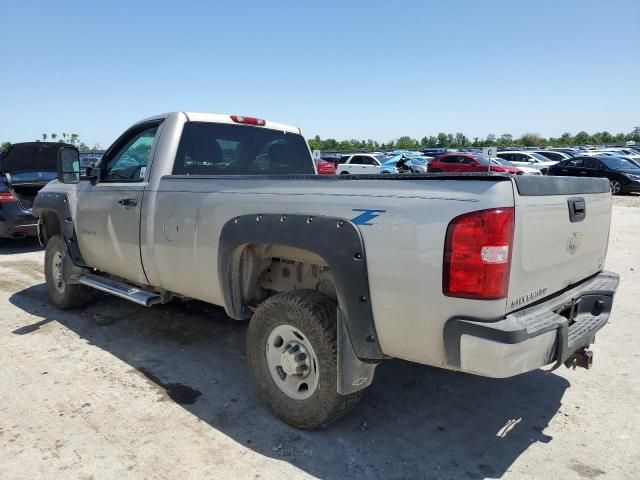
0 205 638 480
612 193 640 208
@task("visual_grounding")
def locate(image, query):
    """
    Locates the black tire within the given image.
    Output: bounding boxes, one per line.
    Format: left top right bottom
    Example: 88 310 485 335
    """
340 171 350 175
44 234 96 309
247 290 362 429
610 180 623 196
430 168 442 173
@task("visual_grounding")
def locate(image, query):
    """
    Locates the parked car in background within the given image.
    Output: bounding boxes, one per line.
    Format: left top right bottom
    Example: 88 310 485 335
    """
427 153 521 174
549 148 581 157
491 158 542 175
532 150 572 162
0 142 71 238
319 155 342 167
420 148 448 156
404 156 430 173
79 156 101 176
336 153 387 175
592 148 640 161
379 155 431 174
496 151 557 174
315 159 336 175
547 155 640 195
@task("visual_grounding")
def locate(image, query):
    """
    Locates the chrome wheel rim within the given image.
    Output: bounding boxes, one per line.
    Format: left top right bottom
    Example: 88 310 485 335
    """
610 180 621 195
265 324 319 400
51 251 65 294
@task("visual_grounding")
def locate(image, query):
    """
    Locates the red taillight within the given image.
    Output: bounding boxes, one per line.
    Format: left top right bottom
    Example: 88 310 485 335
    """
443 207 514 300
230 115 266 126
0 192 17 203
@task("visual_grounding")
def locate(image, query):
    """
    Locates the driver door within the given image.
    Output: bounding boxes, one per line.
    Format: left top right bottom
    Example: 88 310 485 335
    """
75 121 161 284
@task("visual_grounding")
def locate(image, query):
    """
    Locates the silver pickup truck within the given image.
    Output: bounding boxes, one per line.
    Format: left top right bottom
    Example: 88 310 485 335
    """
33 112 619 429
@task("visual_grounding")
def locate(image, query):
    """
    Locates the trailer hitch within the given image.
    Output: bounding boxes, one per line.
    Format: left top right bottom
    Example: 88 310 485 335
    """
564 348 593 370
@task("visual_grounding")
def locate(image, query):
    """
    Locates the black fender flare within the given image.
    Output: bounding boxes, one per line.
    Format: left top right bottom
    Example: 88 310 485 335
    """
217 213 384 361
33 191 87 267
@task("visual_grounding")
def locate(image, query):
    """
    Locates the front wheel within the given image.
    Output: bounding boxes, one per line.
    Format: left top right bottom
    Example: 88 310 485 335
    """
610 180 623 195
247 290 362 429
44 235 96 309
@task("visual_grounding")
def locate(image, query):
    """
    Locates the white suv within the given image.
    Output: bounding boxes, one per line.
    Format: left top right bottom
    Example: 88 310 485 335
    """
496 151 558 174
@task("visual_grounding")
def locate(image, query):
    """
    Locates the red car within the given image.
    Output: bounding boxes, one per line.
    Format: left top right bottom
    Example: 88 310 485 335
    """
427 153 521 174
315 159 337 175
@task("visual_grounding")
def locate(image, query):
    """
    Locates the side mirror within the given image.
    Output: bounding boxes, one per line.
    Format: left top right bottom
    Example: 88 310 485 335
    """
87 166 101 181
57 147 80 184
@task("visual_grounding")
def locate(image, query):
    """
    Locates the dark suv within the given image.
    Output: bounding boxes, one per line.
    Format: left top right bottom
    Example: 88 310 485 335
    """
547 155 640 195
1 142 73 238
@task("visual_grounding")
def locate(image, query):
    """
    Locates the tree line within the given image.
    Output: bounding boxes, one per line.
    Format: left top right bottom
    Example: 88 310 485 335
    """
308 127 640 152
3 126 639 155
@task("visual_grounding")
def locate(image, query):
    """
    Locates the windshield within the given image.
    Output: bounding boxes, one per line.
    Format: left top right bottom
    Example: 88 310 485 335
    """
409 157 427 164
529 153 551 162
492 158 515 167
601 156 640 170
374 155 387 163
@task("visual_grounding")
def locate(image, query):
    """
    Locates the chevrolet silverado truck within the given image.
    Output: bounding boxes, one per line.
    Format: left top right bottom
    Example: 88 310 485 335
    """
33 112 620 429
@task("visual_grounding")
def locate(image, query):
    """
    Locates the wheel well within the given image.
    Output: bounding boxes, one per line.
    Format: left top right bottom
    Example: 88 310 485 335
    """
40 211 61 244
218 213 384 359
233 244 337 308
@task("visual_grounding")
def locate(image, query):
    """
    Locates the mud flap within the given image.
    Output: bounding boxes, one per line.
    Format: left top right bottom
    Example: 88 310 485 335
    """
60 237 86 285
337 309 378 394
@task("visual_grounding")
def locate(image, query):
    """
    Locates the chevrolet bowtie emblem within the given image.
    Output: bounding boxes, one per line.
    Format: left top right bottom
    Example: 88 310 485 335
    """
568 232 584 251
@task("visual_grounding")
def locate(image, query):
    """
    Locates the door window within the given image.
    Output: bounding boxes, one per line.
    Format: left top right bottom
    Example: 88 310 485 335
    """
543 151 563 161
362 156 379 166
102 125 159 182
349 156 364 165
566 158 584 167
582 158 602 169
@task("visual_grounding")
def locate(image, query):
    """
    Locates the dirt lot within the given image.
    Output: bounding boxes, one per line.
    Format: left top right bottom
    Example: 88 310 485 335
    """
1 203 639 480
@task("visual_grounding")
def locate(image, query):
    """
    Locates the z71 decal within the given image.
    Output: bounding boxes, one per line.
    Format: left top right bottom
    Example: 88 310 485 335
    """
351 209 386 226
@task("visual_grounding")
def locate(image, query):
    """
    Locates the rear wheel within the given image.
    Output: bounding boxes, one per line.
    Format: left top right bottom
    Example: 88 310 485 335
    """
44 235 96 309
247 290 362 429
340 171 349 175
610 180 622 195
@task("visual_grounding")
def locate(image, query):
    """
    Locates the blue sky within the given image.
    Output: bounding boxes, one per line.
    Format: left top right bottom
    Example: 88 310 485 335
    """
1 0 638 147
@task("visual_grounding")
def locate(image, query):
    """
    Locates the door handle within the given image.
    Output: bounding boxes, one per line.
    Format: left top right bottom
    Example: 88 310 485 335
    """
118 198 137 207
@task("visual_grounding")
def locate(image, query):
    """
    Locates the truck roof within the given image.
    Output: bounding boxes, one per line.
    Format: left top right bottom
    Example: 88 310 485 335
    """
135 112 302 135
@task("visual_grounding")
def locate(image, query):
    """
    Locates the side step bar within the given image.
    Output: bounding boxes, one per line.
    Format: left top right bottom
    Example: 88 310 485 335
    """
78 273 164 307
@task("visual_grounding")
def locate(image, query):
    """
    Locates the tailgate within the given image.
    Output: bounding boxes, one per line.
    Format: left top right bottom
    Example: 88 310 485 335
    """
507 176 612 312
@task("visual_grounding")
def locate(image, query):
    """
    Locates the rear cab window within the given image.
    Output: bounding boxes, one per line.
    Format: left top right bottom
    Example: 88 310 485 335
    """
173 122 314 175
